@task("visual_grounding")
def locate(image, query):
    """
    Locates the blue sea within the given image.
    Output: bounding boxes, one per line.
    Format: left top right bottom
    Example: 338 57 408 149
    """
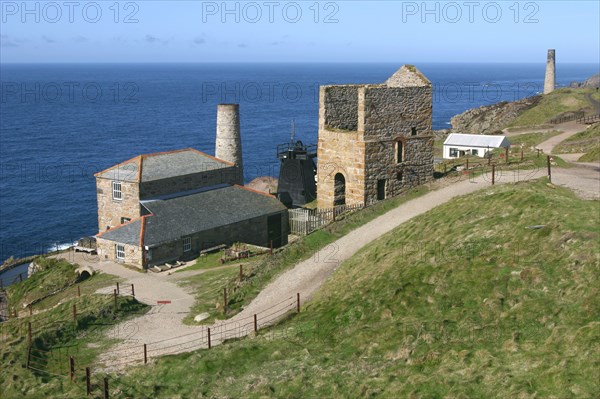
0 62 597 278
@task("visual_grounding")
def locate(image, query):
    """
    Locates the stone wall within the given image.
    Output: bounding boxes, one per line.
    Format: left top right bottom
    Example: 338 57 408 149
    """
317 81 434 209
323 85 360 131
96 238 144 269
139 166 241 199
96 178 140 232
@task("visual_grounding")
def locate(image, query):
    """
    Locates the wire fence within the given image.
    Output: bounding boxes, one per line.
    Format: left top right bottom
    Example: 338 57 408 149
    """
17 287 300 398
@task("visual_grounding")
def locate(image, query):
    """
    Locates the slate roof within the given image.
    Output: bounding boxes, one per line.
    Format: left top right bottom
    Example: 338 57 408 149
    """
95 149 234 183
443 133 510 148
96 185 286 247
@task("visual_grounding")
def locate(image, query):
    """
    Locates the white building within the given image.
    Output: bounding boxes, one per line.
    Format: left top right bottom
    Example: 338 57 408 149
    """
443 133 510 159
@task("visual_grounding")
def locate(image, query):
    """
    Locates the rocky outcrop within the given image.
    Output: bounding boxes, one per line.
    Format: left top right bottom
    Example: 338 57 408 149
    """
570 74 600 89
450 95 542 134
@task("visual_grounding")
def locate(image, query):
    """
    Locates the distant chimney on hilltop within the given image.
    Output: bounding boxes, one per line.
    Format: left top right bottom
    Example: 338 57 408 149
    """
544 49 556 94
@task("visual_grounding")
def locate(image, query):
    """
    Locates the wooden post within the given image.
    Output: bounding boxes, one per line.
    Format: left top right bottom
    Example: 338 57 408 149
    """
104 377 109 399
547 155 552 183
26 344 31 368
116 282 120 295
333 206 336 222
537 148 540 158
73 304 77 325
69 356 75 381
113 289 117 313
223 288 227 314
239 264 243 281
505 147 509 164
131 284 135 298
466 158 469 170
492 164 496 185
520 148 524 161
0 278 3 290
77 286 81 298
253 314 258 332
207 328 211 349
86 367 91 396
144 344 147 364
296 293 300 313
28 322 32 344
29 306 32 316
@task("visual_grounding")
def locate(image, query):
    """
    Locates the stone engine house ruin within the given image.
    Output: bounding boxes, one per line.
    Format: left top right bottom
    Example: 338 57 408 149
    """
316 65 435 209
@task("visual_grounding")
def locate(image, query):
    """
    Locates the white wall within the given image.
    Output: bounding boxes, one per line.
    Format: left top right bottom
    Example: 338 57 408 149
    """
443 145 491 159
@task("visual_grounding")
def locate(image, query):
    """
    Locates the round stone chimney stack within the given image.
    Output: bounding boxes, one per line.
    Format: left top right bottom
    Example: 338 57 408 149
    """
215 104 243 183
544 49 556 94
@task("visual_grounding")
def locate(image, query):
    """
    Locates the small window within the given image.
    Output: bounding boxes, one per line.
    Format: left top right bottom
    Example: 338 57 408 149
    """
121 217 131 224
183 237 192 252
112 181 122 200
397 171 403 182
472 149 479 156
396 141 405 163
411 127 417 136
116 244 125 260
449 148 458 158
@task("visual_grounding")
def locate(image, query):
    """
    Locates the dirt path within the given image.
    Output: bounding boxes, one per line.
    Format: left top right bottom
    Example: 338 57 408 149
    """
93 165 598 371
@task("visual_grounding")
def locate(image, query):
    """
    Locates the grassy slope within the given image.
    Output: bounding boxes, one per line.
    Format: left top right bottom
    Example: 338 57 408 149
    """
111 180 600 398
507 130 562 149
554 123 600 162
0 258 148 398
509 88 597 127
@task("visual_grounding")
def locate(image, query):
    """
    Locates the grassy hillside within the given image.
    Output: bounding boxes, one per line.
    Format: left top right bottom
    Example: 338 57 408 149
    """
104 179 600 398
509 88 599 128
554 123 600 162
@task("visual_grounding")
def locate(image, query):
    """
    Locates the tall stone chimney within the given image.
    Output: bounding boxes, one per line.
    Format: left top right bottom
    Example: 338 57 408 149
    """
544 49 556 94
215 104 243 184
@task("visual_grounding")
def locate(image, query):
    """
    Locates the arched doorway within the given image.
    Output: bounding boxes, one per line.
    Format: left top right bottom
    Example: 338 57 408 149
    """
334 173 346 206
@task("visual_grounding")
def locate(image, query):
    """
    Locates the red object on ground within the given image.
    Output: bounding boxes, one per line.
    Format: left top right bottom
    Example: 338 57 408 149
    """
157 300 172 304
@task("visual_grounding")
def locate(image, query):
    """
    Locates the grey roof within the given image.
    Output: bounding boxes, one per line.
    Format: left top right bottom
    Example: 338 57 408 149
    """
95 149 233 183
97 219 141 246
385 65 431 87
443 133 510 148
97 185 286 247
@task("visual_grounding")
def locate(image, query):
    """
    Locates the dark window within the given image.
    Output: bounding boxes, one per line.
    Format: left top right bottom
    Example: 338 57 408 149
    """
411 127 417 136
377 179 386 201
449 147 458 157
472 149 479 156
396 141 404 163
334 173 346 206
397 171 403 182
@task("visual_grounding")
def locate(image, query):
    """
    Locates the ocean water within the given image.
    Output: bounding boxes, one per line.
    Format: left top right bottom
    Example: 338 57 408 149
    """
0 62 597 269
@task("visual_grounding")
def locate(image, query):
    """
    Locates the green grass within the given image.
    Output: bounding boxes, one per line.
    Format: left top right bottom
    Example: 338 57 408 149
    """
507 130 562 149
0 259 149 398
579 147 600 162
554 123 600 160
509 88 597 128
95 179 600 398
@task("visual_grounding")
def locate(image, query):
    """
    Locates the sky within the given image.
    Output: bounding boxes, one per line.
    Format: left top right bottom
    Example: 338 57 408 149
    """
1 0 599 63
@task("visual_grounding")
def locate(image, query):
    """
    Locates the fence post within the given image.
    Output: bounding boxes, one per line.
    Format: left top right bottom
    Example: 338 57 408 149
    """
113 289 117 313
296 293 300 313
69 356 75 381
29 306 32 316
207 328 212 349
223 288 227 314
28 322 32 344
505 147 509 164
131 284 135 298
144 344 147 364
77 286 81 298
520 148 524 161
116 282 120 295
73 304 77 326
86 367 91 396
26 344 31 368
537 149 540 158
254 314 258 332
492 164 495 185
547 155 552 183
239 264 243 281
466 158 469 170
104 377 109 399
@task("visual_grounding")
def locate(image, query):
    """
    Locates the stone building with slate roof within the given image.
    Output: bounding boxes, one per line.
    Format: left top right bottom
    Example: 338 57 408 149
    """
316 65 434 209
94 149 287 269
